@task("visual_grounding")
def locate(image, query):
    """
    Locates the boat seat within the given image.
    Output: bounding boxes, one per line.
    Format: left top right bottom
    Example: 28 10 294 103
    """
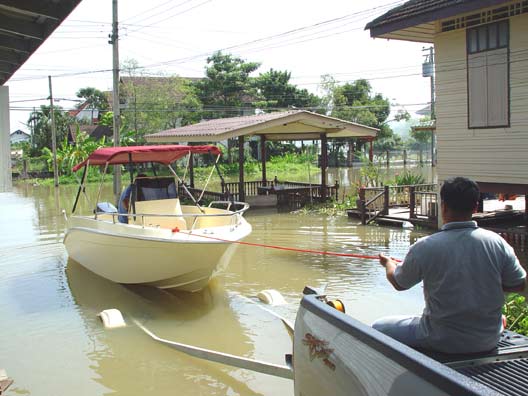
133 198 187 230
416 330 528 363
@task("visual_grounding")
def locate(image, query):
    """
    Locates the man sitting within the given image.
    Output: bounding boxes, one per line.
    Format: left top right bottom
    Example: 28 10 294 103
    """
117 184 133 223
117 174 147 223
374 177 526 354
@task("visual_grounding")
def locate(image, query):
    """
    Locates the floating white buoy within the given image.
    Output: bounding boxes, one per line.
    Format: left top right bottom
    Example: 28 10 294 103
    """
98 309 126 329
257 289 287 306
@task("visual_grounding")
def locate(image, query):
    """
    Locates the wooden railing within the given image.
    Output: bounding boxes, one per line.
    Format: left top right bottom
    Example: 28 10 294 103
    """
358 184 438 225
223 179 339 204
223 180 267 199
412 191 438 219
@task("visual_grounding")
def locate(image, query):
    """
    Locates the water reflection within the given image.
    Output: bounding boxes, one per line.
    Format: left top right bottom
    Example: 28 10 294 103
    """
1 168 525 396
66 260 272 395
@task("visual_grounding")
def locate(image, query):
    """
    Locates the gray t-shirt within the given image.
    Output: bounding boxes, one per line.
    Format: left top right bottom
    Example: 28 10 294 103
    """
394 221 526 353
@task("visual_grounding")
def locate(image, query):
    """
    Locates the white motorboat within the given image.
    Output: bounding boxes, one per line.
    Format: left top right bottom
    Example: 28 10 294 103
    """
64 145 252 292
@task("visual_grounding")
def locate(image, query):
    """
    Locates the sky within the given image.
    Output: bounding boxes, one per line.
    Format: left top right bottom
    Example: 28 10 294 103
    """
7 0 432 132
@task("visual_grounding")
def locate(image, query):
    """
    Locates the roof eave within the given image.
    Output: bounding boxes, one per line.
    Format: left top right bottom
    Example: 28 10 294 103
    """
367 0 511 40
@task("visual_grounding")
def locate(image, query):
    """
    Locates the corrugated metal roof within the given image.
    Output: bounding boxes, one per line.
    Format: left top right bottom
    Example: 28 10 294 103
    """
150 111 301 138
146 110 378 143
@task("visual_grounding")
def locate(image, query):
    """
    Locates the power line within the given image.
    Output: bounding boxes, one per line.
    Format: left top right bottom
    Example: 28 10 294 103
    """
138 1 404 70
127 0 214 34
124 0 201 26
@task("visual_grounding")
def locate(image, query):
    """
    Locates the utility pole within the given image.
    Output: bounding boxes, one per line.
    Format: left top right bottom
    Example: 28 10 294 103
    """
110 0 121 199
48 76 59 187
422 46 436 166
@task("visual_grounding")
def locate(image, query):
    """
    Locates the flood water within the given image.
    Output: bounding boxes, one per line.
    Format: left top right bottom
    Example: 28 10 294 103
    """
0 166 524 396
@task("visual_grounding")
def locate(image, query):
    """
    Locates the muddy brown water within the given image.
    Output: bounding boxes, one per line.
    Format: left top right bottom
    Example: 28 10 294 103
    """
0 166 524 396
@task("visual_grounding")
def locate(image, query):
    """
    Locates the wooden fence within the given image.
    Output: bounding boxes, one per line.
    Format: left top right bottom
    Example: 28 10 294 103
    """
357 184 438 225
223 179 339 210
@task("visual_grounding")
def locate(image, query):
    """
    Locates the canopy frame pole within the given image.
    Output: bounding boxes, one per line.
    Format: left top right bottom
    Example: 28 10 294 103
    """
182 150 191 183
79 160 93 210
128 153 134 184
72 164 88 214
94 163 109 219
168 164 205 214
197 154 220 203
189 152 195 188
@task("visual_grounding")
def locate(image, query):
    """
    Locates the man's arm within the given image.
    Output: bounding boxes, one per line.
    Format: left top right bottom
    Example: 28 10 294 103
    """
503 278 526 293
379 253 408 291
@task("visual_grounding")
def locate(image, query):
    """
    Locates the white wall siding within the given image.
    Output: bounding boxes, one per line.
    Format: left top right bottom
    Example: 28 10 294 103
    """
434 14 528 185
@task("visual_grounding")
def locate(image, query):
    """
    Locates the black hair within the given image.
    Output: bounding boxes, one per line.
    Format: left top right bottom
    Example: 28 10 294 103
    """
440 177 480 213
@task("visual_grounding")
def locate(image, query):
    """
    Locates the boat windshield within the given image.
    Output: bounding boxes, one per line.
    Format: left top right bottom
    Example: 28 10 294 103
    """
133 177 178 202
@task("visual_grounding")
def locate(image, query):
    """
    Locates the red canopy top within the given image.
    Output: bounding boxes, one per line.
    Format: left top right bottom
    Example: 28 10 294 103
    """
72 145 221 172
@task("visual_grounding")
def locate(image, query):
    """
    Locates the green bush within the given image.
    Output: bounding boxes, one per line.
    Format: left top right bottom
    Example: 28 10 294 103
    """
297 194 358 216
503 293 528 336
392 170 426 186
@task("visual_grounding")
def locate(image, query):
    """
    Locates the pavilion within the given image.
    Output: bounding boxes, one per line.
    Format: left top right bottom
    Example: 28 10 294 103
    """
146 110 378 205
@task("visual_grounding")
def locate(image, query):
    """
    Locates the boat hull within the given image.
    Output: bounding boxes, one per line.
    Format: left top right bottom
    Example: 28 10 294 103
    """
64 216 251 292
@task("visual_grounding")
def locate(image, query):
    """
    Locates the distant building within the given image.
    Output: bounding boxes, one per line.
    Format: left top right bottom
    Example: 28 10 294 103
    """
10 130 30 145
68 101 100 124
68 124 112 143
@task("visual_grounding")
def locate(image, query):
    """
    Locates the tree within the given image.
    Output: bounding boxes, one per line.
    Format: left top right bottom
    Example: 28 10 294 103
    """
119 59 203 142
194 51 261 119
76 87 109 122
320 76 398 153
255 68 321 110
27 105 74 153
411 116 433 145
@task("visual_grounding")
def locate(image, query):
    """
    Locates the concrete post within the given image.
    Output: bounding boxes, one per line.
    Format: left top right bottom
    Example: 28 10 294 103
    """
0 86 12 192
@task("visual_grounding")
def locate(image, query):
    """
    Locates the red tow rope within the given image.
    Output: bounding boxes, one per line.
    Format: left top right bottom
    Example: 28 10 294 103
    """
171 228 402 262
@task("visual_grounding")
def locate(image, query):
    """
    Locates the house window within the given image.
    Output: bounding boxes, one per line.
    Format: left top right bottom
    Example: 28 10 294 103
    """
467 20 509 128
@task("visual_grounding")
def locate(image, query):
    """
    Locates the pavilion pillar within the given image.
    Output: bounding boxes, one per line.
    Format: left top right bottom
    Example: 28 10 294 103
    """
0 86 12 192
369 140 374 162
320 133 328 200
189 152 195 188
525 194 528 222
260 135 267 186
238 135 245 201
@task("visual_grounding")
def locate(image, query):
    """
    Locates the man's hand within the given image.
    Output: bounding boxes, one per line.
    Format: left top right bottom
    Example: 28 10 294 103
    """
379 253 394 268
379 253 406 291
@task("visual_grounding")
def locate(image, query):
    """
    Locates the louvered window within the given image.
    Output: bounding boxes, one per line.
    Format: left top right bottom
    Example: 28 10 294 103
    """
467 20 509 128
